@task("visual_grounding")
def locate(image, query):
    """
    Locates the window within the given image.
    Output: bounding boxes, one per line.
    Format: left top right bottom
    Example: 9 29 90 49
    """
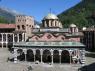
29 25 31 27
32 25 34 28
22 25 25 30
17 25 20 30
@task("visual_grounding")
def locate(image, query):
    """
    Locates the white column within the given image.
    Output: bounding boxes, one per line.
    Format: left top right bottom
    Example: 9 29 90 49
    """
40 49 43 63
49 20 51 27
1 33 3 48
14 49 17 63
23 49 27 61
6 33 8 48
45 21 47 27
13 34 15 43
22 33 24 42
33 49 36 62
50 49 53 64
69 50 72 64
59 50 62 64
81 49 85 66
17 34 19 42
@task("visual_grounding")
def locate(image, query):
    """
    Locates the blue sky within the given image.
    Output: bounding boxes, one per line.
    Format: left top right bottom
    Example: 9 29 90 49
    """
0 0 81 22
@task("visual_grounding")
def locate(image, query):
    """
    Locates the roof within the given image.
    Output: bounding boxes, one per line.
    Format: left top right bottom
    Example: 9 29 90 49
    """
32 28 69 33
0 24 16 29
13 41 85 48
65 32 83 37
43 13 58 20
70 24 76 27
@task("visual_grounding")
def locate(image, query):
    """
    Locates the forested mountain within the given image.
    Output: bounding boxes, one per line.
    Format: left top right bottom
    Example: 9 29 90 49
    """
58 0 95 28
0 7 22 23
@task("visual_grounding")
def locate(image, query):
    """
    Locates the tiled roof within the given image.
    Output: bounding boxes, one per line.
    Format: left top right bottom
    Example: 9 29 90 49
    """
0 24 16 29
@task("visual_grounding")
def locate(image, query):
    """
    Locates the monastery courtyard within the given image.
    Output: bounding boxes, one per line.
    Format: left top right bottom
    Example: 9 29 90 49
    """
0 48 95 71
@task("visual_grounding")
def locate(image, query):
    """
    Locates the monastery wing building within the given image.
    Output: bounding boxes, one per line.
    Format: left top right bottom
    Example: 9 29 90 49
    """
0 13 85 65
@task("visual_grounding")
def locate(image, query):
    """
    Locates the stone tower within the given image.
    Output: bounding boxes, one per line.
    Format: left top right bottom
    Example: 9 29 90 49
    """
15 15 34 41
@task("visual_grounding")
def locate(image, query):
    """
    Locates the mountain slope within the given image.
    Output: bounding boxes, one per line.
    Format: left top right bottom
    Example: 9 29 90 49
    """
58 0 95 28
0 7 22 23
0 7 40 24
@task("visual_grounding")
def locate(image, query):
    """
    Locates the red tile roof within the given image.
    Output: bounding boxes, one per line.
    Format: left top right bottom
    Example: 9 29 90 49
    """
0 24 16 29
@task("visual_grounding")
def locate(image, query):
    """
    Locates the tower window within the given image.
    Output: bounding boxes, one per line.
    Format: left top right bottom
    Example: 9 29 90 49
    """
29 25 31 27
22 25 25 30
17 25 20 30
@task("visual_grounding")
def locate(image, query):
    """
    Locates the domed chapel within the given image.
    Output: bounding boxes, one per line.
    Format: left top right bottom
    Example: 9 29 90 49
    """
13 13 85 65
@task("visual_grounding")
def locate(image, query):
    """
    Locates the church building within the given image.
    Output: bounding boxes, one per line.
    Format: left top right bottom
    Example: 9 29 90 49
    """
13 13 85 65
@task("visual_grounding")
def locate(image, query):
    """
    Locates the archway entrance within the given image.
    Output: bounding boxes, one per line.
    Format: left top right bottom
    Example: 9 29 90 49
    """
43 50 51 63
26 49 34 62
53 50 59 63
35 50 41 62
17 49 25 61
61 50 70 63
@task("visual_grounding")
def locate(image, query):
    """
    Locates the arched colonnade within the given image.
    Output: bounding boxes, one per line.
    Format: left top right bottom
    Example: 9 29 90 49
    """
14 48 85 64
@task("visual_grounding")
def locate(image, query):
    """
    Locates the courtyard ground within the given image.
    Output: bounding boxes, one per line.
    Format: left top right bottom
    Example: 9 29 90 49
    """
0 48 95 71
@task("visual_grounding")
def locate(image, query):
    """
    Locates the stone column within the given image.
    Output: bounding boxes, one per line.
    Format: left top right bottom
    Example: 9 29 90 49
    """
49 20 51 27
23 49 27 61
81 49 86 66
13 34 15 43
40 49 43 63
45 21 47 27
14 49 17 63
69 50 72 64
17 34 19 42
33 49 36 62
53 20 55 27
59 50 62 64
1 33 3 48
6 33 8 48
22 33 24 42
50 49 53 64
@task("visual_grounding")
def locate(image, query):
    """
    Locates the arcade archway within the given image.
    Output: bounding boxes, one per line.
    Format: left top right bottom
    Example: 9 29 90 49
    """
26 49 34 62
43 49 51 63
35 49 41 62
53 50 59 63
61 50 70 63
17 49 25 61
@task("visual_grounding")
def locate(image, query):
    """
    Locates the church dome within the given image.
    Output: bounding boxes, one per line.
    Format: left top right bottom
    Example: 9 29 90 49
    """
43 13 58 20
70 24 76 27
34 24 40 28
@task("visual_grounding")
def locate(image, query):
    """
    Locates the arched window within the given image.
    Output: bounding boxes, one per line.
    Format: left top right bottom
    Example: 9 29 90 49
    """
17 25 20 30
22 25 25 30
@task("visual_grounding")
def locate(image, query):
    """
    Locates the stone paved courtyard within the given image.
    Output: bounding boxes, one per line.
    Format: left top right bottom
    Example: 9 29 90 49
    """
0 48 95 71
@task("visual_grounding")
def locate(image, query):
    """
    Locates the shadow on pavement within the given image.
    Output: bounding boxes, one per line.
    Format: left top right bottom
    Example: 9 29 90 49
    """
78 62 95 71
86 52 95 58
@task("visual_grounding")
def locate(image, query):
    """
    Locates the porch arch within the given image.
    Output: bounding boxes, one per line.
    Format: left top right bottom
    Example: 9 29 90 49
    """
35 49 41 62
53 50 59 63
17 49 25 61
43 49 51 63
26 49 34 62
61 50 70 63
